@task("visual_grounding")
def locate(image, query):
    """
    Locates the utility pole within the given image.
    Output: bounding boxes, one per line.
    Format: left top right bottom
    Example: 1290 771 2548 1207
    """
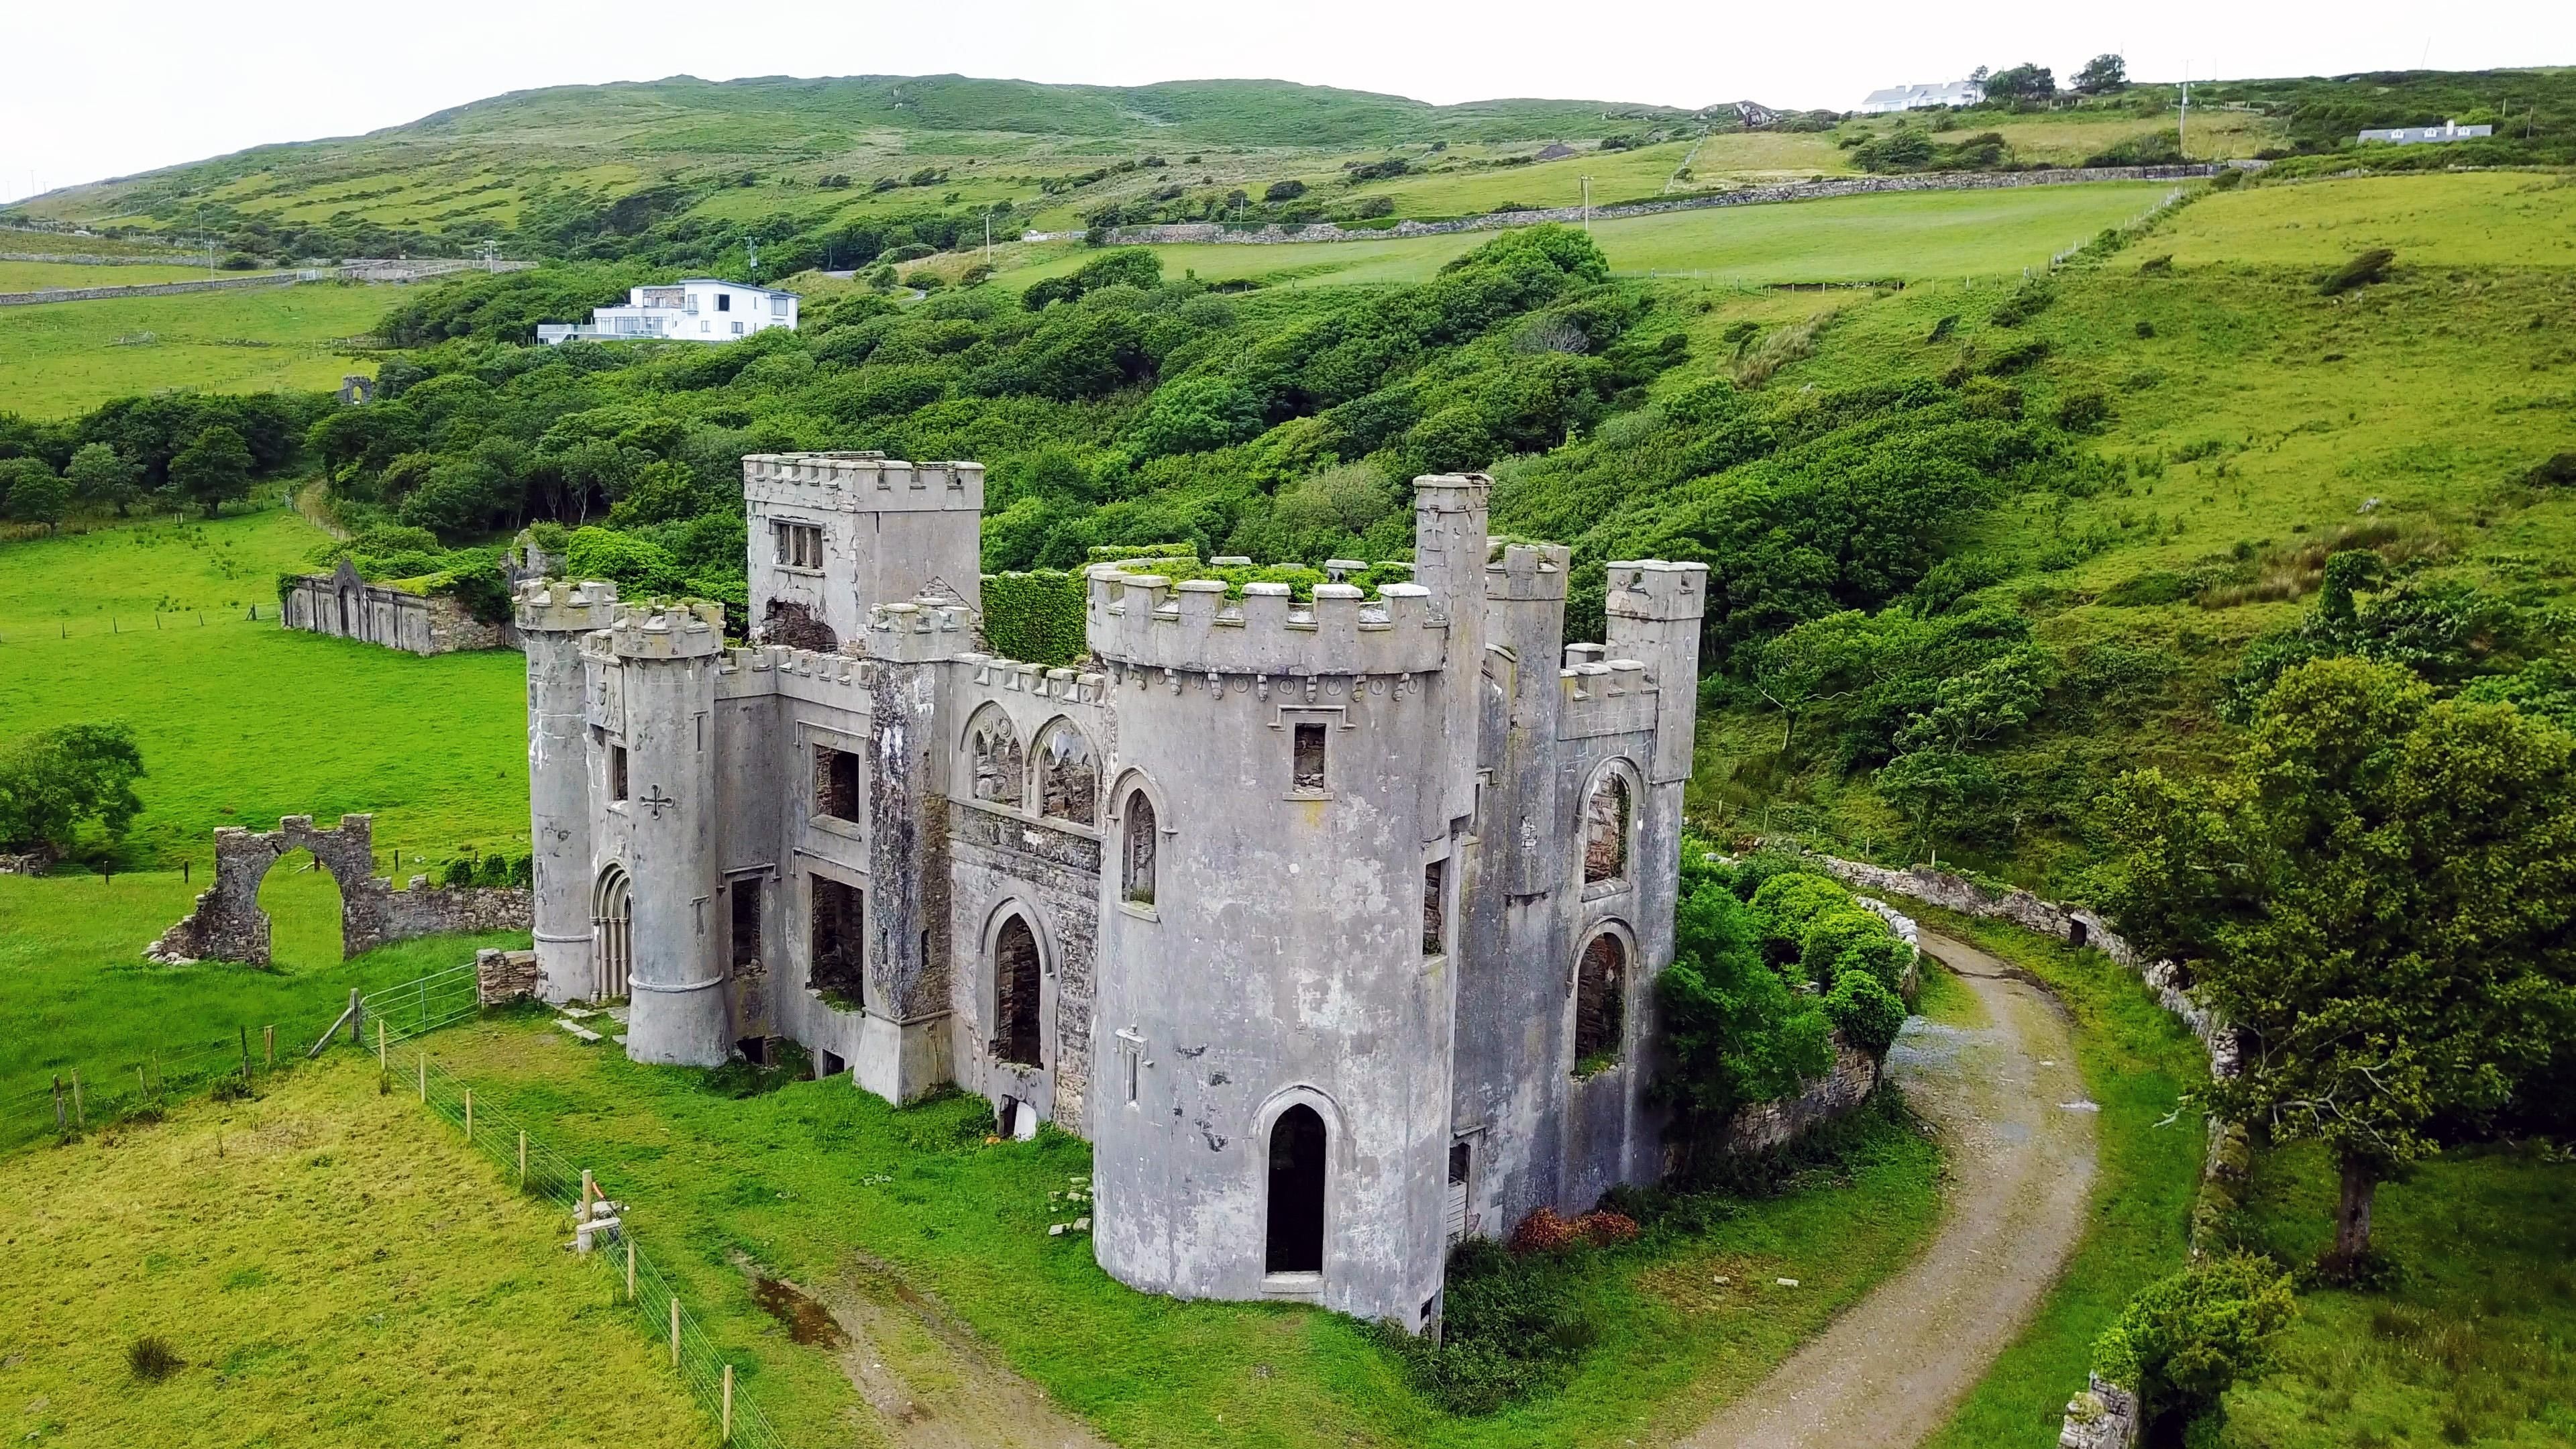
746 236 759 283
2179 64 2191 158
983 207 993 260
1580 175 1592 232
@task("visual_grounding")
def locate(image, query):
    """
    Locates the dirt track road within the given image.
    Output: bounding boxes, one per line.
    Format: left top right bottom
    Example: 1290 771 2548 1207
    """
1678 928 2098 1449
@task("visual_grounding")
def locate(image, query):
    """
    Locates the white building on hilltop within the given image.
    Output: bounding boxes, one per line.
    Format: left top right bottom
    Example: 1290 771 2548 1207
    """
2358 119 2494 146
1856 80 1984 114
538 278 799 345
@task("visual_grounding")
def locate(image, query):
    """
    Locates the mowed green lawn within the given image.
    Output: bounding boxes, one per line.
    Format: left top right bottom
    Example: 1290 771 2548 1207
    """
0 282 384 419
0 260 233 290
998 182 2178 291
441 1018 1943 1449
0 504 531 864
0 1049 707 1448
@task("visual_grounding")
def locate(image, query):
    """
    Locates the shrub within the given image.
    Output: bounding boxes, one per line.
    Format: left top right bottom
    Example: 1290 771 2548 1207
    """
1378 1237 1598 1414
1990 281 2057 327
1797 904 1894 987
2055 386 2112 431
1825 971 1907 1056
2319 248 2395 296
126 1336 182 1381
2090 1254 2296 1422
439 857 478 888
1263 179 1308 203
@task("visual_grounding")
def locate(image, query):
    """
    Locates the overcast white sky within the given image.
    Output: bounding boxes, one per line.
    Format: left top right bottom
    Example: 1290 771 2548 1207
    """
5 0 2570 204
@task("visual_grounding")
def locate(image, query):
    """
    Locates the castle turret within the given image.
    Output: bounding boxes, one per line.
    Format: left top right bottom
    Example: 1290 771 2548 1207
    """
607 602 729 1067
1604 561 1708 787
1410 474 1489 841
858 598 976 1103
743 453 985 647
517 579 619 1004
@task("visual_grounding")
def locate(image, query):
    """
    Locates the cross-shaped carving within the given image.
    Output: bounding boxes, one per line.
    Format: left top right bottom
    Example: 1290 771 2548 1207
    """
640 786 678 818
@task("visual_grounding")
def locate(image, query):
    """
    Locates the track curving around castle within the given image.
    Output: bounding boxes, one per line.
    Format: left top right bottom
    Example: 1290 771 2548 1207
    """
1679 928 2099 1449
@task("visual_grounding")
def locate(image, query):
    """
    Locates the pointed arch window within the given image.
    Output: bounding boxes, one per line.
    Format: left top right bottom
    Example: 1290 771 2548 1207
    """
1122 790 1157 905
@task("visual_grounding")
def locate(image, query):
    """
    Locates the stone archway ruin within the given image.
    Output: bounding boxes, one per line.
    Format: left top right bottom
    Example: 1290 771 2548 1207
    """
147 813 530 966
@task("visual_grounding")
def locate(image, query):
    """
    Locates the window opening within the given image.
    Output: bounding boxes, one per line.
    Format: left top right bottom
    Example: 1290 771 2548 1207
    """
1036 721 1099 824
994 915 1042 1067
810 877 864 1006
969 710 1024 806
1123 791 1157 904
716 292 731 312
815 745 860 822
1421 859 1446 956
608 745 629 802
1445 1140 1471 1244
1266 1105 1327 1275
730 877 761 973
1583 773 1631 885
1292 722 1327 794
771 521 824 570
1573 933 1627 1067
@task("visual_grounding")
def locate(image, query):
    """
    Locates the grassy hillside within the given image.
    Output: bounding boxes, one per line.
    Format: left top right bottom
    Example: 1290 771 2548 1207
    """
0 1047 706 1448
0 281 383 419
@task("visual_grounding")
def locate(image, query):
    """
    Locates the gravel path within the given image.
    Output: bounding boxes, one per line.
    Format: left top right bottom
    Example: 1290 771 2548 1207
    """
1679 928 2099 1449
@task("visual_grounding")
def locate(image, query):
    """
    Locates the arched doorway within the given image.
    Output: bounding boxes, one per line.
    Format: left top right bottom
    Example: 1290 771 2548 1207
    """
1266 1104 1327 1275
592 864 633 1000
994 914 1042 1067
256 849 343 967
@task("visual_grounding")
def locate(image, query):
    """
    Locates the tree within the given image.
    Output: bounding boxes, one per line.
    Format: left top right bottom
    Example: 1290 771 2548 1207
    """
3 466 68 531
1263 179 1308 203
1982 64 2057 103
0 722 146 859
65 443 140 516
1652 869 1834 1179
2074 54 2129 95
167 425 254 518
2098 657 2576 1266
0 457 54 525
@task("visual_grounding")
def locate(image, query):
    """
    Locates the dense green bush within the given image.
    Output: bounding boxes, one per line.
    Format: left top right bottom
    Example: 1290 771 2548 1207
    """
981 570 1088 665
1375 1237 1599 1415
2090 1254 2296 1424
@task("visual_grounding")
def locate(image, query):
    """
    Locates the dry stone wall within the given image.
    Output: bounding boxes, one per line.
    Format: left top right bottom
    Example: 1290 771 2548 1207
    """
1105 164 2237 250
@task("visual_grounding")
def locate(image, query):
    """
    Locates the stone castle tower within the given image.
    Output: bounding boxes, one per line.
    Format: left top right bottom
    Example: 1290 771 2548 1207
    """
519 452 1705 1327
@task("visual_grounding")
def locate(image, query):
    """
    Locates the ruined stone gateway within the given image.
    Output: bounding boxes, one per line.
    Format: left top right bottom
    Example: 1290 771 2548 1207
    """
518 451 1707 1328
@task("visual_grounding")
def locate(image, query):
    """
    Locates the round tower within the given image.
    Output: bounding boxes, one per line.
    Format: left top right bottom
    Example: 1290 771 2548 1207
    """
606 602 729 1067
1083 561 1461 1329
516 579 619 1004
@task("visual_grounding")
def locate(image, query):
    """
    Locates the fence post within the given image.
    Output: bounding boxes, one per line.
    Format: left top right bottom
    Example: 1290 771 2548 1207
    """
52 1077 64 1132
264 1025 275 1069
723 1362 734 1442
350 986 364 1046
519 1129 527 1187
378 1018 387 1070
70 1071 84 1129
417 1052 426 1102
464 1088 473 1142
239 1026 253 1088
627 1237 636 1301
669 1295 681 1368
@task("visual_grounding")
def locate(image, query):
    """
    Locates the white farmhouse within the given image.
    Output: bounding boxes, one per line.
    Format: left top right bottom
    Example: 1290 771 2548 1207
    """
1855 80 1984 114
2358 119 2494 146
538 278 800 345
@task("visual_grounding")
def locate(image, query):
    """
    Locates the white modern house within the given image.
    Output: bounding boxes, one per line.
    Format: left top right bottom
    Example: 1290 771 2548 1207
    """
2357 119 2494 146
1856 80 1984 114
537 279 800 345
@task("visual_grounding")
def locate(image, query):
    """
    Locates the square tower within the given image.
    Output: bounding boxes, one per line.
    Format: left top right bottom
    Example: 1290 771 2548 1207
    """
743 452 985 650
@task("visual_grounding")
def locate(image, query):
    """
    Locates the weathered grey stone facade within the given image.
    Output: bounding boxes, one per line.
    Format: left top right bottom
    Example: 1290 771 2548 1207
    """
146 813 530 965
520 453 1708 1327
280 559 509 655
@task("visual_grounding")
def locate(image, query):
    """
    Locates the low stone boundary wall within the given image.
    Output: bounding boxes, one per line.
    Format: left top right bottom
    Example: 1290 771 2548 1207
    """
476 948 541 1004
146 813 530 966
1104 164 2238 249
1723 1038 1884 1153
0 272 298 307
282 559 512 655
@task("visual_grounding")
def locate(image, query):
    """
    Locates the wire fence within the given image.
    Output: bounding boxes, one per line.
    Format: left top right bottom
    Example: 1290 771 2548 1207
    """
363 962 482 1043
0 604 276 645
404 1042 784 1448
0 1015 327 1153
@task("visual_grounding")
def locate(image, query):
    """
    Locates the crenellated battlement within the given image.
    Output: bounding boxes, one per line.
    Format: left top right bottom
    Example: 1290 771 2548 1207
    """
953 653 1111 708
515 578 621 633
868 597 977 663
1604 559 1709 623
743 451 985 515
716 642 879 704
1556 656 1661 739
1485 543 1570 602
1085 570 1448 678
602 601 725 659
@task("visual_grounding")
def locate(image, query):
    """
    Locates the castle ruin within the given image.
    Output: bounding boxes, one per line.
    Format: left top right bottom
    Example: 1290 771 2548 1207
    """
517 451 1706 1328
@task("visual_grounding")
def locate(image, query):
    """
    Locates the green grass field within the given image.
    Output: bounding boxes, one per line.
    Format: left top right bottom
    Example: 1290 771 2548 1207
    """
0 505 530 863
0 282 383 419
433 1018 1941 1449
2133 170 2576 269
0 1048 708 1448
1898 907 2209 1449
2217 1139 2576 1446
995 182 2178 292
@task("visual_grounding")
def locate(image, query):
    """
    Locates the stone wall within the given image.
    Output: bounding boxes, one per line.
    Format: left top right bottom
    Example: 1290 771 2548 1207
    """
476 948 542 1004
281 560 513 655
146 814 530 965
0 853 48 877
0 273 298 307
1721 1036 1884 1154
1104 164 2238 250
